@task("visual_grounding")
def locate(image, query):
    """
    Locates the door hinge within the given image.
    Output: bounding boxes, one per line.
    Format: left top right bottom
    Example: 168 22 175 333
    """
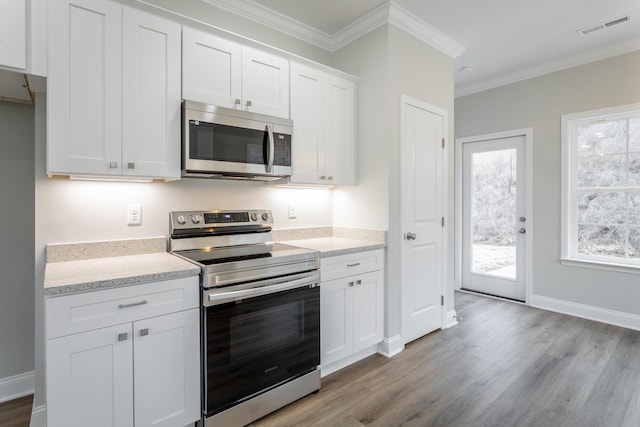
441 295 444 306
442 138 445 149
441 217 445 227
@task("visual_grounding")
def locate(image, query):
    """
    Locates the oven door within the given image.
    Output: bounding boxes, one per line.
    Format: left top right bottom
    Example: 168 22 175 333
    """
203 274 320 417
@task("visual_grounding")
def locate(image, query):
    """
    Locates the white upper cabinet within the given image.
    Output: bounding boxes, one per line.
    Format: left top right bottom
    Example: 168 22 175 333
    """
182 28 241 109
290 62 356 186
122 8 181 179
0 0 26 70
47 0 181 180
241 46 289 118
183 27 290 118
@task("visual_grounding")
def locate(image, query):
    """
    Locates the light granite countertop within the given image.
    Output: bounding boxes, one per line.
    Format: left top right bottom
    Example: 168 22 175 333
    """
44 238 200 296
284 236 386 258
275 227 387 257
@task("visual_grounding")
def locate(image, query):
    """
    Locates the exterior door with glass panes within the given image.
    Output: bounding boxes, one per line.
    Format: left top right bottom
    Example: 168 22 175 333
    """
462 134 527 301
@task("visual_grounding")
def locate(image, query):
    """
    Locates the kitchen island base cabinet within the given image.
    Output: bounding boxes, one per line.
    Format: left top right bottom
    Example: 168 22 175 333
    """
320 250 384 376
45 277 200 427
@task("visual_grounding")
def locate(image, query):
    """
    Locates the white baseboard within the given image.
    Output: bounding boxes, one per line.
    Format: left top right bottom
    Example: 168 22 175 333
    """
30 404 46 427
530 294 640 331
0 371 34 404
377 334 404 358
444 309 458 329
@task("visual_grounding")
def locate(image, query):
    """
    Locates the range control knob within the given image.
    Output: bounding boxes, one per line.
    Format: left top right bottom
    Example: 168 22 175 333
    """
176 215 186 225
250 213 258 221
262 212 269 221
191 214 202 224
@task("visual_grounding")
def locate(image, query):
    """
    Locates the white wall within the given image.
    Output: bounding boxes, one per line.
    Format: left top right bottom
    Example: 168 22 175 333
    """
455 50 640 315
0 101 35 393
332 24 455 341
332 25 390 231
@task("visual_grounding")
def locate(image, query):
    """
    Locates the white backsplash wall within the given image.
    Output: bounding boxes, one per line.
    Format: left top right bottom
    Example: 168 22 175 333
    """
39 176 333 244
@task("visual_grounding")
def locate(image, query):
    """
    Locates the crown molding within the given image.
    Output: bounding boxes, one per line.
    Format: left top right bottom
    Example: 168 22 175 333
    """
388 2 465 58
201 0 335 50
201 0 465 57
455 38 640 97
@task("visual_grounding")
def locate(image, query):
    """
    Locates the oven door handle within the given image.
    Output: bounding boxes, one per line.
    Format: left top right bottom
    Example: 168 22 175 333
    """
204 273 320 306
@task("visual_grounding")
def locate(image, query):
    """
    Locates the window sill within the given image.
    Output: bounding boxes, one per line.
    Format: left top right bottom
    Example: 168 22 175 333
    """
560 258 640 275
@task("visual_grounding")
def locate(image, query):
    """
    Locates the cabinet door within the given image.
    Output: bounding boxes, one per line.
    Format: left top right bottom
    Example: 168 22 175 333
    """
352 270 384 353
122 8 181 179
134 309 201 427
321 277 353 366
48 0 123 176
0 0 26 69
182 27 241 108
242 46 289 118
47 324 134 427
290 62 325 184
325 76 356 185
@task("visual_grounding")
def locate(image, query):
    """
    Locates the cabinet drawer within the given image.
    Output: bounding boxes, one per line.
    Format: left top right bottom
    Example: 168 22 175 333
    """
320 249 384 281
46 276 199 339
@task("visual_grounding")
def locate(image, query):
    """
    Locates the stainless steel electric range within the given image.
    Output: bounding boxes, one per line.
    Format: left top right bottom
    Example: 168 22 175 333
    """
169 209 320 427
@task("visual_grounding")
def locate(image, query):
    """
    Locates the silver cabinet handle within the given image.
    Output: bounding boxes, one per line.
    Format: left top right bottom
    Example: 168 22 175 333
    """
356 280 362 285
265 124 274 173
347 263 360 267
406 232 417 240
519 216 526 222
348 281 354 287
246 100 252 107
139 328 149 337
127 162 135 169
519 228 526 234
109 161 118 169
118 300 147 309
328 176 334 180
320 176 326 180
235 98 241 106
118 332 128 342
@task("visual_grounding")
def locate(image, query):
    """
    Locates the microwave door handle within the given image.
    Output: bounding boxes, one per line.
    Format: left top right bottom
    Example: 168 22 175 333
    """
265 124 275 173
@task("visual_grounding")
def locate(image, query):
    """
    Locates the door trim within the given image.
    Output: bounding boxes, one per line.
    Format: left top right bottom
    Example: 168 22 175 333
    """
400 95 449 337
455 128 533 304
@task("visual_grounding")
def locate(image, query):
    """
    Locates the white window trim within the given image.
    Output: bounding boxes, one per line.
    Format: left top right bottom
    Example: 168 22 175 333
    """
561 102 640 273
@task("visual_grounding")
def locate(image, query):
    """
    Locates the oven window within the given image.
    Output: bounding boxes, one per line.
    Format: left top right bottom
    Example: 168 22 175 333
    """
205 285 319 416
189 121 267 165
230 301 304 362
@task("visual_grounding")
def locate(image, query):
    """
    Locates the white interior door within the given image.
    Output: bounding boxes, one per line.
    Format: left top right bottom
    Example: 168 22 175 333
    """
461 135 527 301
401 97 444 344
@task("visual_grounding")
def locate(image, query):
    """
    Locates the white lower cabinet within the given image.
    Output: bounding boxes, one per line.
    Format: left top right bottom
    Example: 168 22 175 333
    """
45 277 201 427
320 250 384 373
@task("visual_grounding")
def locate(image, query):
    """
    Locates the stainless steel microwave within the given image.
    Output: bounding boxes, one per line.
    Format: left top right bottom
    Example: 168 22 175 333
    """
182 100 293 181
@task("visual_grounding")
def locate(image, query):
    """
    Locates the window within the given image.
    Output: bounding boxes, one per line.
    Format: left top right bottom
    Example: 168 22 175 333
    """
562 104 640 270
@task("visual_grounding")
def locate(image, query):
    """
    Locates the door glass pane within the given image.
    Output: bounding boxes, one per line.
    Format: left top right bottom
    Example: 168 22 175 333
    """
470 149 517 278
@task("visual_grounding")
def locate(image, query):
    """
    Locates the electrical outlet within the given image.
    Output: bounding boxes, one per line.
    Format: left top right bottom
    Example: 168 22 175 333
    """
288 203 297 219
127 204 141 226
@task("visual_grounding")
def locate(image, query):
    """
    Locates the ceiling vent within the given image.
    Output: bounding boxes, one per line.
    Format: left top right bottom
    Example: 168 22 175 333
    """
578 14 631 36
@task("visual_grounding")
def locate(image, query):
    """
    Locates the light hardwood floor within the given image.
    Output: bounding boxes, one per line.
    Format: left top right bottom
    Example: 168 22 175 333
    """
253 291 640 426
0 395 32 427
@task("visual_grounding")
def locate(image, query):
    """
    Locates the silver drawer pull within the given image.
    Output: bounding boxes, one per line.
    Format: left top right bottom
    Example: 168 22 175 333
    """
356 280 362 285
139 328 149 337
348 282 354 287
118 300 147 309
118 332 128 342
347 263 361 267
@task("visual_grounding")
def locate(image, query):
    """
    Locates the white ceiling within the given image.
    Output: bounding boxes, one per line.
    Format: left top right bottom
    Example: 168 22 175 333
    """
207 0 640 96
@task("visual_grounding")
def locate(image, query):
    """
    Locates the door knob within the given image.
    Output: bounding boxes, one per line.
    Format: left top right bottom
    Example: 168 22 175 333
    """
406 232 417 240
519 228 526 234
